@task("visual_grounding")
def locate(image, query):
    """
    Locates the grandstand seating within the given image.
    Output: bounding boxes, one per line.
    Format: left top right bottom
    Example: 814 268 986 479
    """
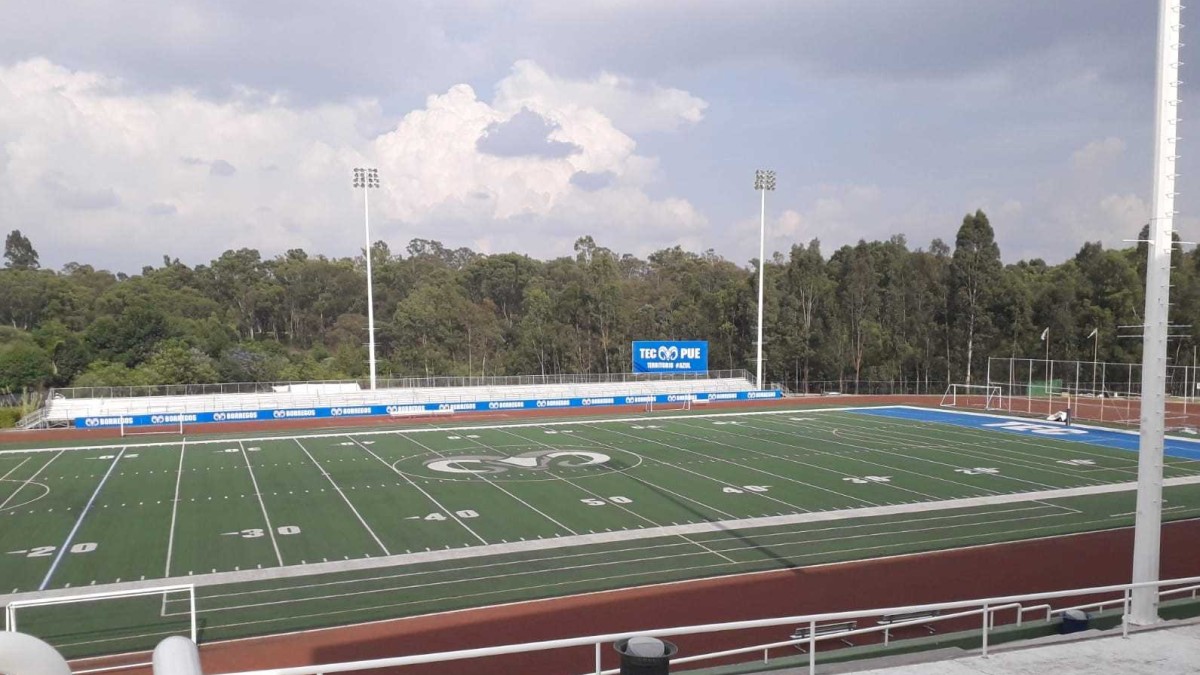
39 376 757 425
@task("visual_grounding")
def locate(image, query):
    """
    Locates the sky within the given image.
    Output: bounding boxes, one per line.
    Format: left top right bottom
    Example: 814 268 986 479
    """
0 0 1192 272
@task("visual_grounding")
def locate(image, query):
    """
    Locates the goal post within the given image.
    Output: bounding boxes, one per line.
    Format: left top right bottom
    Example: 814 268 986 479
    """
646 397 693 413
940 384 1004 411
5 584 197 654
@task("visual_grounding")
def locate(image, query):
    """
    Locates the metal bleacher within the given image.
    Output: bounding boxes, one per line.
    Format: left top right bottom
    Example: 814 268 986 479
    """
29 371 759 428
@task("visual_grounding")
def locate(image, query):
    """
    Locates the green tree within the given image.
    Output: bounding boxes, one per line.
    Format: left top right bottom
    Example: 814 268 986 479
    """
4 230 39 270
142 340 221 384
950 210 1003 384
0 342 52 390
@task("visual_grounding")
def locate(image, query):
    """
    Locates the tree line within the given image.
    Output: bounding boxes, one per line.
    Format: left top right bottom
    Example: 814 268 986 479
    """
0 211 1193 398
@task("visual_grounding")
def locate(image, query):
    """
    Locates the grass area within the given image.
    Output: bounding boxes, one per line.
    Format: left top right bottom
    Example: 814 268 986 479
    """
3 404 1200 658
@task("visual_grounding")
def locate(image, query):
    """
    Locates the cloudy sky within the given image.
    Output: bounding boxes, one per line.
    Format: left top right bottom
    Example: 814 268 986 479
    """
0 0 1191 272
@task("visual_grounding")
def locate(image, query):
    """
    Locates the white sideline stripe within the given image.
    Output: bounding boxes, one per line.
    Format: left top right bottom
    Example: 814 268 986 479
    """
172 511 1072 617
0 406 868 455
9 472 1200 605
294 439 391 556
164 442 186 577
239 441 283 567
186 505 1056 604
39 448 125 590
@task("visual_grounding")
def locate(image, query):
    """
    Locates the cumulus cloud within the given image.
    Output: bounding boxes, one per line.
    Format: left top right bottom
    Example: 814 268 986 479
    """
728 184 954 264
477 108 580 159
1071 137 1126 171
494 60 708 134
0 57 707 270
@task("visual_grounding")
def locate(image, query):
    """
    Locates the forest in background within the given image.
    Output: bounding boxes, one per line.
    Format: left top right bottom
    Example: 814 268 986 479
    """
0 210 1193 404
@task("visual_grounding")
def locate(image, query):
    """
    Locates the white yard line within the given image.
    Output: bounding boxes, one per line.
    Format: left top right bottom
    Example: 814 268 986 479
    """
38 448 125 590
758 416 1050 495
293 439 391 556
571 426 804 516
347 436 489 545
238 441 284 567
597 423 878 506
0 456 30 481
402 433 580 536
821 415 1116 485
164 442 187 577
10 473 1200 607
0 451 62 510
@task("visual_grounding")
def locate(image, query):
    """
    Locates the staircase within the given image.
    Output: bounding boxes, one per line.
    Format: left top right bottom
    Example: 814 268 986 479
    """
15 407 47 430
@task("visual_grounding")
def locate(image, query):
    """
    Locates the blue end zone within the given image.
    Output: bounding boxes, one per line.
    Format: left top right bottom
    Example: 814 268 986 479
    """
852 406 1200 461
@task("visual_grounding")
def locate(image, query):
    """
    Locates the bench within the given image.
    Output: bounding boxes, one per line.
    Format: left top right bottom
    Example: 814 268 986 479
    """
790 621 856 651
878 610 939 644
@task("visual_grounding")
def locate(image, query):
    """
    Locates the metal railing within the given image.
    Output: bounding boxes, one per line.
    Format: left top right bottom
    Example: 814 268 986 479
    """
46 370 755 401
790 380 947 396
14 408 46 430
206 574 1200 675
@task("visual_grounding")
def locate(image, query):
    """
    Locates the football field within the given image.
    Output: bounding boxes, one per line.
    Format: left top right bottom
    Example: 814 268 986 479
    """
5 404 1200 658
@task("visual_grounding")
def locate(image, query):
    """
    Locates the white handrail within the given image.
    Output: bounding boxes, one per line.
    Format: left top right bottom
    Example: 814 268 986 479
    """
213 574 1200 675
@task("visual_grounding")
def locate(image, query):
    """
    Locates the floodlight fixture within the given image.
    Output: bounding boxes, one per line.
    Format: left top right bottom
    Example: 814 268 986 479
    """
754 169 776 192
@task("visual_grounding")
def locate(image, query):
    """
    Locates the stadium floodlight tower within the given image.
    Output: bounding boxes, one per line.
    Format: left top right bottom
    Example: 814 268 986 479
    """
353 168 381 391
754 169 776 391
1130 0 1183 626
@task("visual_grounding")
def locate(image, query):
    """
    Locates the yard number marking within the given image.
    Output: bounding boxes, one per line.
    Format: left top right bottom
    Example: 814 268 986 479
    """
983 421 1086 436
843 476 892 484
411 510 479 521
723 485 771 493
12 542 97 558
955 467 1000 475
581 496 633 506
1057 459 1097 466
223 526 302 539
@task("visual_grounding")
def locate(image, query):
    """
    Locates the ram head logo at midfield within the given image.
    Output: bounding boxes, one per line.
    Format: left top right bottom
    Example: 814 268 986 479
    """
425 449 611 474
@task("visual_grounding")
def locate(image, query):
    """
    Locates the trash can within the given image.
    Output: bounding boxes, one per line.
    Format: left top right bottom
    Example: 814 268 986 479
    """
1059 609 1091 634
614 636 678 675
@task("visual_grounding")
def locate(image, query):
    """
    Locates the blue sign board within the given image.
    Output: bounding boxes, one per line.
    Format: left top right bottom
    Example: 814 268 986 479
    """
631 341 709 373
73 387 781 428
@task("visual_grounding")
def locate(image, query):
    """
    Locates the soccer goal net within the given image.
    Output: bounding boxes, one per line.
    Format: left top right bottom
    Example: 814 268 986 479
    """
5 584 196 660
940 384 1004 411
646 397 693 412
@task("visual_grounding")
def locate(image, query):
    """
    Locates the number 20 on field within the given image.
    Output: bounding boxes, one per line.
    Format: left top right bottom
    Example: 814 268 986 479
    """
15 542 97 558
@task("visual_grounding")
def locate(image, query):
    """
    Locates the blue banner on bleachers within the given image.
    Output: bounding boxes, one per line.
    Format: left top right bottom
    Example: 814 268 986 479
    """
631 341 708 373
73 389 782 428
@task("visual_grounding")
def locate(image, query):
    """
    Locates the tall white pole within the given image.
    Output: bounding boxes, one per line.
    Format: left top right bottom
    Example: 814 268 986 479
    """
756 188 766 390
1130 0 1182 626
364 187 377 391
354 168 380 391
753 169 775 390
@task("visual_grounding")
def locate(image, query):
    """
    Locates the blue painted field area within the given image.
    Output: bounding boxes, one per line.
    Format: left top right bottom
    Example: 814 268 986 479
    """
853 406 1200 461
